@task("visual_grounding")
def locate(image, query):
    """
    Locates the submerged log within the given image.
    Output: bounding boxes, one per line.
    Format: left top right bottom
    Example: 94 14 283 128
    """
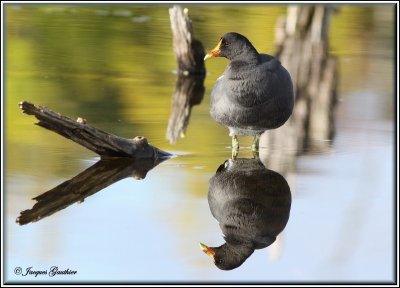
169 5 206 75
265 5 338 154
19 101 171 159
16 157 166 225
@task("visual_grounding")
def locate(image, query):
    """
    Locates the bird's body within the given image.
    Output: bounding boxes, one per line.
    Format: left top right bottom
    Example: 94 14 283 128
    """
204 32 294 157
210 54 293 136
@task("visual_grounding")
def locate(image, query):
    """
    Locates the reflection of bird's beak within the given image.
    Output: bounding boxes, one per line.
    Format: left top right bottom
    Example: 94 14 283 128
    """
199 243 216 262
204 39 222 61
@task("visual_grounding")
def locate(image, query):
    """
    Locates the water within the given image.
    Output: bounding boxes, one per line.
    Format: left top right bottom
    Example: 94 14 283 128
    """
4 4 395 283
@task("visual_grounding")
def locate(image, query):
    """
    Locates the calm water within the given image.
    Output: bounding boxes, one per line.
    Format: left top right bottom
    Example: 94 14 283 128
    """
4 4 395 283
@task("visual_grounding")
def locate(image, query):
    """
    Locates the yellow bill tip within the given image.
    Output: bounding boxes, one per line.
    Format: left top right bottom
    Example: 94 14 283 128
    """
199 242 208 251
199 242 216 260
204 53 212 61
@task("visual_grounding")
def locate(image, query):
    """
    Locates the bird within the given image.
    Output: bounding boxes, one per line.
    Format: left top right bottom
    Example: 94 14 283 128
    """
204 32 294 158
199 158 291 270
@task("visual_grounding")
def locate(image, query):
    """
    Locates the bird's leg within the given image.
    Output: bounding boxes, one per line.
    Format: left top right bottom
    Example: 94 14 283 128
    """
251 134 260 158
232 135 239 159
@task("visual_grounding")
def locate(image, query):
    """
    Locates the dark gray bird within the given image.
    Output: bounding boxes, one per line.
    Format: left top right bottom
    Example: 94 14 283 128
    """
204 32 294 158
200 158 291 270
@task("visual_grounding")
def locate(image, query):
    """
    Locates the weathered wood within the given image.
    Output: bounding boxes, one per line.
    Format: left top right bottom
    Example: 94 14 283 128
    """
16 157 165 225
266 5 338 153
167 5 206 144
166 75 205 144
19 101 171 159
169 5 206 75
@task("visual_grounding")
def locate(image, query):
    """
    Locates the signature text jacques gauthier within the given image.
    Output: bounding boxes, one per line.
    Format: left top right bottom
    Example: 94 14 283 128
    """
14 266 77 277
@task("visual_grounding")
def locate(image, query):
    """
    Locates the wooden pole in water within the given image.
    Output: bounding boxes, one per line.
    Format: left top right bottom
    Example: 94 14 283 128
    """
169 5 206 76
167 5 206 143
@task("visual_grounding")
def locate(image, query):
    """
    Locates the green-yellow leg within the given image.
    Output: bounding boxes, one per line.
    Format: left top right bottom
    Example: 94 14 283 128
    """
251 134 260 158
232 135 239 159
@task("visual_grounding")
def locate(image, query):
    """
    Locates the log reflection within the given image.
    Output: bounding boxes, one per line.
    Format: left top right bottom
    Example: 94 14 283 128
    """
166 75 205 144
16 157 167 225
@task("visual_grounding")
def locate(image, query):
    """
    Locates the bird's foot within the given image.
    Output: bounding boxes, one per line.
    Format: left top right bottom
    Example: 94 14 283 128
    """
232 135 239 159
251 135 260 158
252 149 259 159
232 148 239 159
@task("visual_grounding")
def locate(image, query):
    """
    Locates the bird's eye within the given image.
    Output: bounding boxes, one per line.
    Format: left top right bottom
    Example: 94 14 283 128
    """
223 41 230 47
224 160 229 168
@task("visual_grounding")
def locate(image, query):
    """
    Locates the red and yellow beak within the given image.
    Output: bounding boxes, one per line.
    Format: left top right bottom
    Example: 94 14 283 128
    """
199 243 216 262
204 39 222 61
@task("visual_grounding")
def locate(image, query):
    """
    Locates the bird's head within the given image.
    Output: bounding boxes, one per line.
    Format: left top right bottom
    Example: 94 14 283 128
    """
199 242 253 270
204 32 258 62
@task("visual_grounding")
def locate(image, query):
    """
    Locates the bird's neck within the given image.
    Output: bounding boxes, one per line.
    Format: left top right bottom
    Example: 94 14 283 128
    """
222 242 254 259
231 47 260 65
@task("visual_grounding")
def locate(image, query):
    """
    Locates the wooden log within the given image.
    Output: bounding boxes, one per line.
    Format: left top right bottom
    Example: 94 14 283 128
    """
16 157 165 225
169 5 206 75
19 101 171 159
166 75 205 144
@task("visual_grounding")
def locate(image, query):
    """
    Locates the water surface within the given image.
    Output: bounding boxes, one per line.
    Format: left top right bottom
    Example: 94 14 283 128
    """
4 4 395 283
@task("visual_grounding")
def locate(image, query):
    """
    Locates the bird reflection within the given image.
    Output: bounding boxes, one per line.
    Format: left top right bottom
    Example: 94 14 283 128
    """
200 158 291 270
16 157 168 225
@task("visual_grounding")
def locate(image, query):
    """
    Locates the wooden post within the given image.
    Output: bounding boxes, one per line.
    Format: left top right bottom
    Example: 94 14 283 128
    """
167 5 206 143
169 5 206 76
